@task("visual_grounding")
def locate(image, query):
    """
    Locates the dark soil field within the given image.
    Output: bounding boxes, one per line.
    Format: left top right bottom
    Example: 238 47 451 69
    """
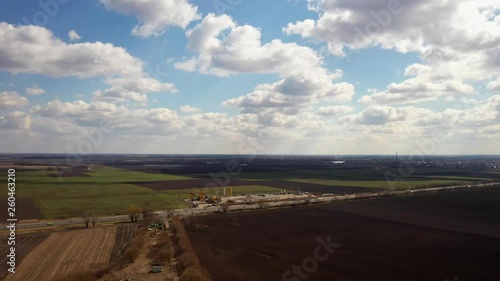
132 179 374 194
185 187 500 281
0 232 49 280
0 199 43 221
46 166 90 177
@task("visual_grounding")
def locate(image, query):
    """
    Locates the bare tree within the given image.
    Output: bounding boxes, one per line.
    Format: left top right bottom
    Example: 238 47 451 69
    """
83 212 91 228
127 205 142 222
142 208 149 218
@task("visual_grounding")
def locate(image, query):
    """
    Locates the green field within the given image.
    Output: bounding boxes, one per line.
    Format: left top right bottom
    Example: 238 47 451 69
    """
287 178 482 189
233 168 498 182
18 166 192 184
9 166 498 219
219 185 282 195
8 167 193 219
11 167 283 219
37 193 185 219
160 185 282 196
231 168 497 190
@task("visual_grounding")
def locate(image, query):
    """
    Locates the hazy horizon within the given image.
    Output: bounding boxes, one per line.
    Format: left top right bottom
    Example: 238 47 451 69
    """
2 153 500 158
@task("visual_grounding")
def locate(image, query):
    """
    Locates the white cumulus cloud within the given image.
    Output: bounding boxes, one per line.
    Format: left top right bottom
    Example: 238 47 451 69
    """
285 0 500 105
179 105 202 113
0 23 177 104
101 0 201 37
176 14 354 119
0 91 29 109
68 30 81 41
25 84 45 96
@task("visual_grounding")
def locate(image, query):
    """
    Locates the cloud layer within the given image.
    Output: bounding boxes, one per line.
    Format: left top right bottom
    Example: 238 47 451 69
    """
286 0 500 105
101 0 201 37
1 1 500 154
176 14 354 122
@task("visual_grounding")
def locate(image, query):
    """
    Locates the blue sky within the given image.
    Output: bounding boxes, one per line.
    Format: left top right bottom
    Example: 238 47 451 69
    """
0 0 499 154
1 0 418 111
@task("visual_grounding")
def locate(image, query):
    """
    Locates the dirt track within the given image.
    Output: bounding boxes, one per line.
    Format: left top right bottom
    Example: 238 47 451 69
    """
186 187 500 281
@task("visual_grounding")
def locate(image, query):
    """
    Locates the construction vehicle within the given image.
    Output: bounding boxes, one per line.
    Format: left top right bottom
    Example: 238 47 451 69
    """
199 190 206 201
189 191 206 201
207 195 221 206
189 192 198 200
148 221 164 230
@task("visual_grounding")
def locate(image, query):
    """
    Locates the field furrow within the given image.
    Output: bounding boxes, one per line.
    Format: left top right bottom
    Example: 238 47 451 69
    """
5 227 118 281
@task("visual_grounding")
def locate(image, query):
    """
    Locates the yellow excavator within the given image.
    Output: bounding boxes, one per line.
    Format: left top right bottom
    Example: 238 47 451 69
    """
207 195 221 206
189 190 205 201
199 190 206 201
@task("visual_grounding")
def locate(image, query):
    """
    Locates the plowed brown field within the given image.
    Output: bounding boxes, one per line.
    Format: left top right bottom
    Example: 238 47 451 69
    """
0 199 43 221
0 232 49 280
5 227 118 281
186 187 500 281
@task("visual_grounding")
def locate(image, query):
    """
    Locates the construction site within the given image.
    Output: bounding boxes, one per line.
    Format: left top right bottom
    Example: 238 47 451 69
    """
185 186 316 209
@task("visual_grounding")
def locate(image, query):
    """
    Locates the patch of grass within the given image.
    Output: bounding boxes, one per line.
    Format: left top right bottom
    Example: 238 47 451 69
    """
287 178 479 189
18 166 192 185
87 166 193 182
228 185 282 194
234 168 497 182
159 185 282 198
417 175 492 181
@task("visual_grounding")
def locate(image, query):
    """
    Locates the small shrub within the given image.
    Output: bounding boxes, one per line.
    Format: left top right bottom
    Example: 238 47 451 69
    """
171 217 211 280
125 229 146 262
51 268 109 281
148 232 173 265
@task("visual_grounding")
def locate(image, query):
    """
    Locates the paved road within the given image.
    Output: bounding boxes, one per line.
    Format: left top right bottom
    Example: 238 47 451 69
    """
15 215 130 229
8 181 500 229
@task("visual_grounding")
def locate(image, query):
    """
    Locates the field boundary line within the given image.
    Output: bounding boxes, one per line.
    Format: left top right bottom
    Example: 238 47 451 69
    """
168 228 179 281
